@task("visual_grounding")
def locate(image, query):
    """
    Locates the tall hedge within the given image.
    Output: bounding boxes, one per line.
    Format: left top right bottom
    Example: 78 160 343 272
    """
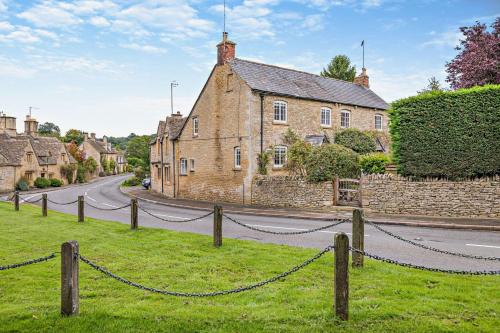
390 85 500 179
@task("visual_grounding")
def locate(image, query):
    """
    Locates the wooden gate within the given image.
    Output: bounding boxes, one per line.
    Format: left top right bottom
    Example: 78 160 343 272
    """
335 178 361 207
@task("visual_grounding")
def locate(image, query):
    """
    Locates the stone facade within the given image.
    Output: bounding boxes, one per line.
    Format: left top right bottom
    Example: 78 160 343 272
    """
80 133 120 177
251 176 334 208
361 174 500 218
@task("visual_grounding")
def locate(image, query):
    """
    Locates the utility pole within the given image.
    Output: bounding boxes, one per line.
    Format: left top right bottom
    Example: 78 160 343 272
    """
170 81 178 115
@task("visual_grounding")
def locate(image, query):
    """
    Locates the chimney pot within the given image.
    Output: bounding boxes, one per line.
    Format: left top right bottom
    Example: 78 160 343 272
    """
217 32 236 66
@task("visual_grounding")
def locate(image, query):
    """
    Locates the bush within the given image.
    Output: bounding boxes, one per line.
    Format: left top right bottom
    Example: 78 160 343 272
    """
286 140 313 176
122 177 141 187
335 129 377 154
34 177 51 189
305 144 360 182
84 157 97 174
134 166 146 180
360 153 390 174
50 178 63 187
390 85 500 178
257 152 270 175
99 171 106 177
77 164 86 183
60 164 76 184
16 178 29 191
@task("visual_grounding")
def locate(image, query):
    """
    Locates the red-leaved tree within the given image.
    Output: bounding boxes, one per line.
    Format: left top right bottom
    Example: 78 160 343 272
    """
445 18 500 89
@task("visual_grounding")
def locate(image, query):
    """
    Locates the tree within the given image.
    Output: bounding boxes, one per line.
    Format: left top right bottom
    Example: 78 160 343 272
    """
305 144 360 182
320 55 356 81
67 142 84 163
334 129 377 155
418 77 445 94
63 129 84 145
126 135 151 169
446 18 500 89
38 122 60 137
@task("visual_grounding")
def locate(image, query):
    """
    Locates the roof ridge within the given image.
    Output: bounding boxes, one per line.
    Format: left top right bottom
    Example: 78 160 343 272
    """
232 57 366 88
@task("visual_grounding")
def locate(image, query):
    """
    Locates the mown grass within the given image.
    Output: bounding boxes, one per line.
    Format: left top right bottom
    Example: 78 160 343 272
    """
0 202 498 333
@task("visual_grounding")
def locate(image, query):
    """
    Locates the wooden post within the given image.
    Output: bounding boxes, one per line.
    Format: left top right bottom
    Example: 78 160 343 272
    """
131 199 138 230
333 177 338 206
334 232 349 321
61 240 79 316
77 196 84 222
14 191 19 211
213 205 223 248
42 194 48 217
352 208 364 268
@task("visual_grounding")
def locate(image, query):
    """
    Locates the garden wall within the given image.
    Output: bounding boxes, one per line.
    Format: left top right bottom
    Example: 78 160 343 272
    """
361 174 500 218
251 176 333 208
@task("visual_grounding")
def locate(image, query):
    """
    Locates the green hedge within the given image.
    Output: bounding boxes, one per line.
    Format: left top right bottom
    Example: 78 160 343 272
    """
390 85 500 178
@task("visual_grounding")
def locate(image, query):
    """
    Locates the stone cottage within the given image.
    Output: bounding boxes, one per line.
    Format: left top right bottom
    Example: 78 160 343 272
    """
150 33 389 203
0 113 77 192
80 133 118 176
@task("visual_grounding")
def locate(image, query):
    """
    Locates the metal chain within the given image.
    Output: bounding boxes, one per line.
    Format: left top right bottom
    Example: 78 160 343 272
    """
78 245 333 297
85 201 131 211
223 214 348 235
0 253 56 271
21 197 43 204
365 219 500 261
138 205 214 223
47 198 79 205
349 247 500 275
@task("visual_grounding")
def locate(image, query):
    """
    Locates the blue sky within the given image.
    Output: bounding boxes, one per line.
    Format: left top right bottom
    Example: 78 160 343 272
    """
0 0 498 136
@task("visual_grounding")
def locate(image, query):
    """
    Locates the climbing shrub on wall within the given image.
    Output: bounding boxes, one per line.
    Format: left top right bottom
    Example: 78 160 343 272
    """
390 85 500 178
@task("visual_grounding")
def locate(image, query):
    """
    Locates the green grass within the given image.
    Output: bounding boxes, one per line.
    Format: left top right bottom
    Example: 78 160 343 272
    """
0 202 498 333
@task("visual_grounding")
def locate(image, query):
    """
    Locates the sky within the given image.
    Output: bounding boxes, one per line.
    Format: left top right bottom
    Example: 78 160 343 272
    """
0 1 498 137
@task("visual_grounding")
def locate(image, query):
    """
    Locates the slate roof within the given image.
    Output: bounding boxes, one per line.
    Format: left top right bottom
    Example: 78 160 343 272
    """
167 117 185 140
305 134 330 146
229 58 389 110
29 136 76 165
86 139 117 154
0 133 30 166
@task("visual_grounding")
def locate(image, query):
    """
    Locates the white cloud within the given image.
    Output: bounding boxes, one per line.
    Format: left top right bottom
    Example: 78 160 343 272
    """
421 30 461 48
89 16 110 27
0 21 13 31
120 43 167 54
301 14 324 32
0 0 7 13
0 26 59 44
18 1 83 28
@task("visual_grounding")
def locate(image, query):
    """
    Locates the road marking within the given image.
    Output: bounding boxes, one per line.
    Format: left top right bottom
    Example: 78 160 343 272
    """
153 214 190 220
246 224 369 236
103 203 118 208
466 243 500 249
86 195 97 202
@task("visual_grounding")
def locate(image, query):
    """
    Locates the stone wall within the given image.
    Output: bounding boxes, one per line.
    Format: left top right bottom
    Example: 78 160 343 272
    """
0 166 15 192
361 174 500 218
251 176 334 208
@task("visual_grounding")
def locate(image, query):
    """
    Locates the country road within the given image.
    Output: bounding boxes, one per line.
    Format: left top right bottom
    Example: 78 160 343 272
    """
5 174 500 271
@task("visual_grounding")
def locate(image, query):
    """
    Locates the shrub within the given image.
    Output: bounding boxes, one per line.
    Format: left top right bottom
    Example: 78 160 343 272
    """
286 140 313 176
16 178 29 191
60 164 76 184
77 164 86 183
99 171 106 177
109 159 116 175
390 85 500 178
360 153 390 174
305 144 360 182
134 166 146 180
50 178 63 187
127 157 146 169
334 129 377 154
122 177 141 187
34 177 51 189
257 152 270 175
84 157 97 174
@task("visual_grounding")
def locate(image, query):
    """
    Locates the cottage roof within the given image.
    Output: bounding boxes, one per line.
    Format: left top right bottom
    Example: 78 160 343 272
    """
29 136 75 165
0 133 31 166
86 139 117 154
305 134 330 146
229 58 389 110
167 117 185 140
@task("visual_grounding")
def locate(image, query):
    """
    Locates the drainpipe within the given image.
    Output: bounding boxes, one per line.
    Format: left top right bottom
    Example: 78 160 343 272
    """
260 93 264 154
160 139 164 193
172 140 176 198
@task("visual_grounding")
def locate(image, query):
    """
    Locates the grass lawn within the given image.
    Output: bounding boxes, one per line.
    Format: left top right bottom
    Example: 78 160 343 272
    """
0 202 499 333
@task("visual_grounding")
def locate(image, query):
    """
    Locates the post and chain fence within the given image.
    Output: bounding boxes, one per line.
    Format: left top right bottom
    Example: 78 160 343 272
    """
137 205 214 223
47 198 79 206
365 219 500 261
0 253 57 271
84 201 131 211
223 214 349 235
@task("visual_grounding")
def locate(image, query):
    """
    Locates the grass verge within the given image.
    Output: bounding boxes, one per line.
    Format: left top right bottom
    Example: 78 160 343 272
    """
0 202 498 333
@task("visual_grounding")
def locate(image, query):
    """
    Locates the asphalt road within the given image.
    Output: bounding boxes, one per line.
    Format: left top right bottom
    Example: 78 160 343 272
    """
6 175 500 272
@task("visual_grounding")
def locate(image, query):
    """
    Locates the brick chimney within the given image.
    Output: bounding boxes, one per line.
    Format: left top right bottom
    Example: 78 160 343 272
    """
24 115 38 136
217 32 236 66
354 68 369 88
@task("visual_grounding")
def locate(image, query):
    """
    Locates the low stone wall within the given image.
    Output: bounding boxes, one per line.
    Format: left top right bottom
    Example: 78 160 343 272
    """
251 176 333 208
361 174 500 218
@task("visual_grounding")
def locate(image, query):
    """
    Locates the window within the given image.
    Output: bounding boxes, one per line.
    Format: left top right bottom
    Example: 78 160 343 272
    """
157 139 160 155
375 114 383 131
320 107 331 126
180 158 187 175
26 152 33 163
273 101 287 123
25 172 33 181
157 166 161 179
234 147 241 168
226 73 233 92
274 146 287 168
340 110 350 128
190 159 195 172
165 166 171 182
193 117 199 136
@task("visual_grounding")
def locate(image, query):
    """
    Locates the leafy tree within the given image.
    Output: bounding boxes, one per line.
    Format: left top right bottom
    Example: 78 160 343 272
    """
286 140 313 176
446 18 500 89
320 55 356 81
127 157 146 169
334 129 377 154
126 135 151 169
109 159 116 174
418 77 445 94
67 142 84 163
305 144 360 182
63 129 84 145
38 122 60 137
282 128 300 146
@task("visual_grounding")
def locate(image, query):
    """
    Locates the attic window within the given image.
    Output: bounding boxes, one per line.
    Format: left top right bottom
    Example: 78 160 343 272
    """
193 117 199 136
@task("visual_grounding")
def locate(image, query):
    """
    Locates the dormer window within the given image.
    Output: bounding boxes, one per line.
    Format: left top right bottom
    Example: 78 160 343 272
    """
273 101 287 123
193 117 199 136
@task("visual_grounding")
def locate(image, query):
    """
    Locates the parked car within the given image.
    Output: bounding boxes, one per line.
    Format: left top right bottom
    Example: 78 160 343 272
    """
141 178 151 189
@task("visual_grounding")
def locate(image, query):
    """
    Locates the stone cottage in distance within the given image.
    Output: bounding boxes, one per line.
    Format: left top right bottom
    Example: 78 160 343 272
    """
79 133 126 176
150 32 389 204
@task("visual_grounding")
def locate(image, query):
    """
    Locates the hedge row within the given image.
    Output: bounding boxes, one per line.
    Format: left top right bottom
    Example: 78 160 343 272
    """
389 85 500 179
